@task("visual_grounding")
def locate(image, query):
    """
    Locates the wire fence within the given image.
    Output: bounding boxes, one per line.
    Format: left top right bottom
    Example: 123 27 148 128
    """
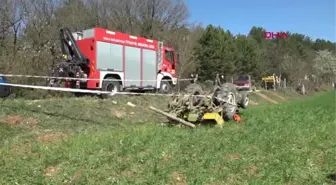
0 73 333 100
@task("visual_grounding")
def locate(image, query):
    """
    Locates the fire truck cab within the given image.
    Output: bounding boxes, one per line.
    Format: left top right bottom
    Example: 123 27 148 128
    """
58 27 177 97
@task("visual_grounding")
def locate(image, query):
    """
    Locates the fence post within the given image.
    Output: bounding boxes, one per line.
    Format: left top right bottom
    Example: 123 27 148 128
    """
273 73 276 91
177 77 180 93
284 78 287 89
248 75 252 91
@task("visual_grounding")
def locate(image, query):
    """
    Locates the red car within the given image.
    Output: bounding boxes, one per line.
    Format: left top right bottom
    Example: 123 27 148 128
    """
233 75 250 91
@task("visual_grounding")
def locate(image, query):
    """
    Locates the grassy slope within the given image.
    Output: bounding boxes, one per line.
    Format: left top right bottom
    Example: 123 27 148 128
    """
0 91 335 185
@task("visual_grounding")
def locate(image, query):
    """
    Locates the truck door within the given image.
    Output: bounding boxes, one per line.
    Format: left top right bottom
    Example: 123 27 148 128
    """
163 48 176 76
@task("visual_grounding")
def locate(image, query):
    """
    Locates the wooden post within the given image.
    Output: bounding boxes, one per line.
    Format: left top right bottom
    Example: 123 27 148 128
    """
248 75 252 91
273 73 276 91
177 76 181 93
149 106 196 128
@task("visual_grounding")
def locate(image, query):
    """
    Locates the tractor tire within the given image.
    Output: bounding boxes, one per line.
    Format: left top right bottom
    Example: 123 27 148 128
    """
237 92 249 109
213 83 238 121
100 77 121 99
184 83 204 106
185 83 203 95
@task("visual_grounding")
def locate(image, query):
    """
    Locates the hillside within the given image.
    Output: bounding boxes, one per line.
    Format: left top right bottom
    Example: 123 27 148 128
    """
0 91 335 184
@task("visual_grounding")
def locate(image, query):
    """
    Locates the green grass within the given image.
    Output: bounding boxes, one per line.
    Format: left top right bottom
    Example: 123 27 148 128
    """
0 91 335 185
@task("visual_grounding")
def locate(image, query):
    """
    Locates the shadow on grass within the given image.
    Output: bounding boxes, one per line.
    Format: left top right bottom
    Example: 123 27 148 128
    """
327 173 336 182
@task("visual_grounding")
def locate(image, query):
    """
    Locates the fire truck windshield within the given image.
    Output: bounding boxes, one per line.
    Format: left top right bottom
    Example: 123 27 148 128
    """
165 49 174 64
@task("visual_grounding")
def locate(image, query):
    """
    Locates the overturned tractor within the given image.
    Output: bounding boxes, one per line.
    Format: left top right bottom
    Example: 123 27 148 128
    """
151 74 249 127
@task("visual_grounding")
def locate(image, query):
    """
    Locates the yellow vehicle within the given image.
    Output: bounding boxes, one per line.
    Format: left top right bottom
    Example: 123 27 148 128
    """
261 75 279 89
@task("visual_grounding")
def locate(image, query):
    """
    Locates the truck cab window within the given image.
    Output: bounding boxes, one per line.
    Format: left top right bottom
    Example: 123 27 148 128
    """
165 49 174 63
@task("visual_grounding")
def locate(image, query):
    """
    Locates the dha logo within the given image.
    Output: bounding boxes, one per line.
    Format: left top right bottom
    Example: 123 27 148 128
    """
264 31 289 39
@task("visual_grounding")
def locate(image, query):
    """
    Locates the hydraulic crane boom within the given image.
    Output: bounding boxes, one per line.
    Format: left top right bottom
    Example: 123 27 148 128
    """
48 28 89 88
59 28 88 65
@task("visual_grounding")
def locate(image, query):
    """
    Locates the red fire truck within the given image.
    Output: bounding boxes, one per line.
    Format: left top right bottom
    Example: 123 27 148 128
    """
49 27 177 98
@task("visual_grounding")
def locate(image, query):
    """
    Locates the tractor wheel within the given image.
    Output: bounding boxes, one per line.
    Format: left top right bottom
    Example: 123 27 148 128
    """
213 83 238 121
185 83 203 94
101 77 121 99
184 83 204 106
237 92 249 109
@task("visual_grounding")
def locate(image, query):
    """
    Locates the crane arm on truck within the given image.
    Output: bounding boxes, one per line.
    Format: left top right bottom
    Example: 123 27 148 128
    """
48 28 89 87
59 28 88 65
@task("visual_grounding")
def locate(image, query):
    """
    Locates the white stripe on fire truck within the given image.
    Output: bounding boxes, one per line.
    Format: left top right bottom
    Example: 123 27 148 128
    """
106 30 115 35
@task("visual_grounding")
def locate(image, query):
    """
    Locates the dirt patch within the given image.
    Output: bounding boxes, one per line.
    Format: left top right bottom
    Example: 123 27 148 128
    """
44 166 58 177
3 115 38 128
120 166 146 183
24 117 39 128
246 165 259 175
209 165 227 173
247 145 258 152
7 115 23 126
111 108 126 118
11 141 34 154
121 169 138 177
269 92 286 100
170 171 187 185
38 132 68 143
162 154 170 161
72 170 83 181
254 92 278 104
249 100 258 105
225 154 241 160
226 174 241 184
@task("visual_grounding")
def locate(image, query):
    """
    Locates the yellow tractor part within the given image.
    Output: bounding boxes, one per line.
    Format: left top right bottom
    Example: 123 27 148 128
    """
202 112 224 126
262 75 280 89
182 112 224 126
262 76 280 83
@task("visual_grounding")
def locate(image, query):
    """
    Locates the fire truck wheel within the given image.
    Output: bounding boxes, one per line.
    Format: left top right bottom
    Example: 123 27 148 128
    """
101 77 121 99
159 79 172 94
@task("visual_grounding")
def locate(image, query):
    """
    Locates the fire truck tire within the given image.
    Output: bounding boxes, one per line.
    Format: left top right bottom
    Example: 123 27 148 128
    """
159 79 172 94
101 77 121 99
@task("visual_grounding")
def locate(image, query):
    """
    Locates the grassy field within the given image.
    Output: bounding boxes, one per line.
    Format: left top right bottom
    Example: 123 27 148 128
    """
0 91 335 185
